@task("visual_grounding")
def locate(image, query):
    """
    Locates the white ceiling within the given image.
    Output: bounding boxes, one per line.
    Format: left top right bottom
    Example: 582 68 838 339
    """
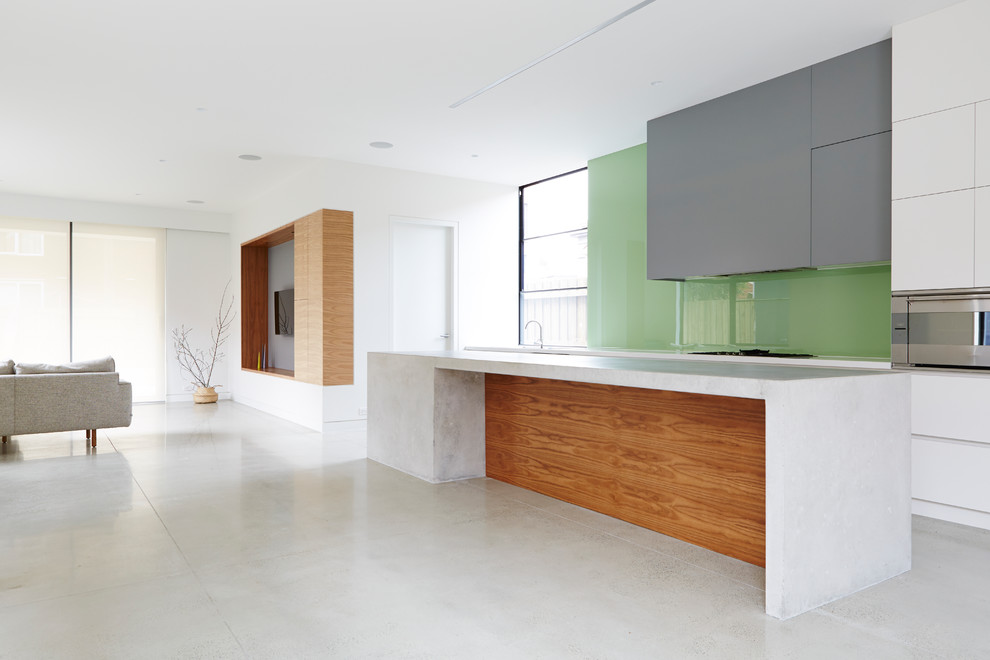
0 0 961 214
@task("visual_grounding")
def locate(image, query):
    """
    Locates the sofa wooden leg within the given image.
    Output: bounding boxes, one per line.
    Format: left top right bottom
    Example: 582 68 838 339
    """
1 435 7 444
90 430 97 448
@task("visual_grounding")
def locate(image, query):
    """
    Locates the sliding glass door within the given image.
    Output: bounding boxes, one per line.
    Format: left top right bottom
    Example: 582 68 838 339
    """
72 224 165 402
0 217 165 402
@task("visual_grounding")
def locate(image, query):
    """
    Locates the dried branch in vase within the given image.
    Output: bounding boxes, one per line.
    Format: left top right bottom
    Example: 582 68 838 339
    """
171 281 235 389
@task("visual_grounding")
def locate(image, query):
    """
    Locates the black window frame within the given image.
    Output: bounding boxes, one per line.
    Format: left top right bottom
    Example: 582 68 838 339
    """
518 166 589 346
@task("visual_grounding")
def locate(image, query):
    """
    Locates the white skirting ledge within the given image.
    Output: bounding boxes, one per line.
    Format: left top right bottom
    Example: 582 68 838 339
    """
913 499 990 531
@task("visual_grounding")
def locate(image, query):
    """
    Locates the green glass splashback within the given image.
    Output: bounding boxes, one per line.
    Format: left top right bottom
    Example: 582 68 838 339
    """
587 144 892 359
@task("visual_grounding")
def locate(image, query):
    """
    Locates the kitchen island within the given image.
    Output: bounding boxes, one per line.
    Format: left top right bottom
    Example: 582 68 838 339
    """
367 350 911 619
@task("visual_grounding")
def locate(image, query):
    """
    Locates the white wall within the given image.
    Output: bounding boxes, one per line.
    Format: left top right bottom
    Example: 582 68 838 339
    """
230 159 518 430
165 229 232 401
893 0 990 531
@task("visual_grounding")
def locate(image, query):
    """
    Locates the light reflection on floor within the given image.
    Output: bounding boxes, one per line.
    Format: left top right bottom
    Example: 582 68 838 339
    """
1 402 988 658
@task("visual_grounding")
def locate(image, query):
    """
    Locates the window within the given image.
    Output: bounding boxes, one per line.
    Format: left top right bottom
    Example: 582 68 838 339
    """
0 217 165 402
519 168 588 347
0 228 45 256
0 218 71 364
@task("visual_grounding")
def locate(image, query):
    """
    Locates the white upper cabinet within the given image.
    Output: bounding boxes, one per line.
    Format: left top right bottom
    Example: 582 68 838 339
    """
977 100 990 189
891 189 974 291
892 0 990 121
892 105 974 200
975 187 990 287
891 0 990 291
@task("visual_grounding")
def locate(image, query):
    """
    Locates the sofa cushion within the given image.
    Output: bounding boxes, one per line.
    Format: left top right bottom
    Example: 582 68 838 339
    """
15 356 116 375
0 359 13 375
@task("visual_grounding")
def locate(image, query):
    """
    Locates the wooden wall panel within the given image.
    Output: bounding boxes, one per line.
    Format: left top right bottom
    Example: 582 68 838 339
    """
485 375 767 566
292 215 314 383
241 208 353 386
321 209 353 386
240 246 268 370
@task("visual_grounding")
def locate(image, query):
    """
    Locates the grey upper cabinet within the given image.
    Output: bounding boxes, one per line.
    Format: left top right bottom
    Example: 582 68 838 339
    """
646 39 892 279
811 40 892 148
811 131 892 266
647 69 812 280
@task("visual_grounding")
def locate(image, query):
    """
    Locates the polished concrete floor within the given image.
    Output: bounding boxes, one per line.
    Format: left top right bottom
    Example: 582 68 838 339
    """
1 402 988 659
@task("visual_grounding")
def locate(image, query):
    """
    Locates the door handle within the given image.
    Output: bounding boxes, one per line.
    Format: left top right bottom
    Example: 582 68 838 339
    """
439 334 450 339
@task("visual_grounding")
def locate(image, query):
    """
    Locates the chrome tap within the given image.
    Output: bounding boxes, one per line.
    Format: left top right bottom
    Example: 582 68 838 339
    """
524 320 544 349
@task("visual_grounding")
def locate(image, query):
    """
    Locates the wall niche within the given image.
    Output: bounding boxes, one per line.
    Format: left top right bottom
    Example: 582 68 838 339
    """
240 209 353 386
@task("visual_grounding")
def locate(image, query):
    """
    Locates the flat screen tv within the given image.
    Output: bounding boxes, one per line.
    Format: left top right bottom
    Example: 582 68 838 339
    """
275 289 294 335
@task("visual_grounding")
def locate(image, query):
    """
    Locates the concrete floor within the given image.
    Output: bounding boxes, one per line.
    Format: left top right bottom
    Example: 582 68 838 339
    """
1 402 988 659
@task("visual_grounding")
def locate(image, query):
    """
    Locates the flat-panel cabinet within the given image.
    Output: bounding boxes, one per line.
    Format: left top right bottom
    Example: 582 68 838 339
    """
891 189 974 291
647 69 812 280
892 0 990 121
892 105 975 199
811 40 891 148
811 132 891 266
977 100 990 188
911 372 990 527
647 40 892 280
974 187 990 287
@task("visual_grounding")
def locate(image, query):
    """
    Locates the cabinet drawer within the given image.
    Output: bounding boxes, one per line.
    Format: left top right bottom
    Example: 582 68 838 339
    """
911 372 990 442
913 436 990 513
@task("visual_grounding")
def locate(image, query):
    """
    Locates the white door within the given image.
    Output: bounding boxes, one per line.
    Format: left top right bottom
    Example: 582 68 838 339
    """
390 218 456 352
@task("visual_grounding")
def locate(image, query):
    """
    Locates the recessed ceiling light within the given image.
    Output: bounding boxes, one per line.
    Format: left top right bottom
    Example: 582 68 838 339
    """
238 154 262 161
186 200 205 204
158 159 167 163
196 107 208 112
650 80 664 86
471 154 479 158
369 141 394 149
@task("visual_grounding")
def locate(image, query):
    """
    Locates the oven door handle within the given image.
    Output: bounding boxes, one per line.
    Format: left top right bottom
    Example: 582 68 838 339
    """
909 298 990 313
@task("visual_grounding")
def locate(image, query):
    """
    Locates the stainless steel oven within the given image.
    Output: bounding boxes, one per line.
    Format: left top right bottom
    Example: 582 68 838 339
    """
893 289 990 369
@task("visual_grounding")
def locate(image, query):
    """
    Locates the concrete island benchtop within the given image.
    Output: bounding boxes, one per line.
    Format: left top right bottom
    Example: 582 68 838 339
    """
366 350 912 620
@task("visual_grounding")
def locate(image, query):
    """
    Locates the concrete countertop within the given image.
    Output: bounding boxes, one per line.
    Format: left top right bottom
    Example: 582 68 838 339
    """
465 345 891 370
376 349 900 401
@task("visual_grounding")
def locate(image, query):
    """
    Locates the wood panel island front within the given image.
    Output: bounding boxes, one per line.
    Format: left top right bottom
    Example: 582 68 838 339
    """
367 350 911 620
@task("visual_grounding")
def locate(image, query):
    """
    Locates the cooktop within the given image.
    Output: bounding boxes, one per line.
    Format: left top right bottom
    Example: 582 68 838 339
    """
690 349 816 358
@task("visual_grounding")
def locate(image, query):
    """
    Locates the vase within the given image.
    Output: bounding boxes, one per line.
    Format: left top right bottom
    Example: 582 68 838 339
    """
193 386 218 404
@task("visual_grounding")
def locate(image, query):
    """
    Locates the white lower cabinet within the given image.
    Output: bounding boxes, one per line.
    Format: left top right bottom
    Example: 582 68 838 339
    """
913 438 990 512
892 189 974 291
911 373 990 530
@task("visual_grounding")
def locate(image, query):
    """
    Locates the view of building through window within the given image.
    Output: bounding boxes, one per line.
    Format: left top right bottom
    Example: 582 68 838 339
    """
519 168 588 347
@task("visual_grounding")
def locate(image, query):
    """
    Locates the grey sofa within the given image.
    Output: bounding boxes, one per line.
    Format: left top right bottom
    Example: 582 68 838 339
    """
0 357 132 448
